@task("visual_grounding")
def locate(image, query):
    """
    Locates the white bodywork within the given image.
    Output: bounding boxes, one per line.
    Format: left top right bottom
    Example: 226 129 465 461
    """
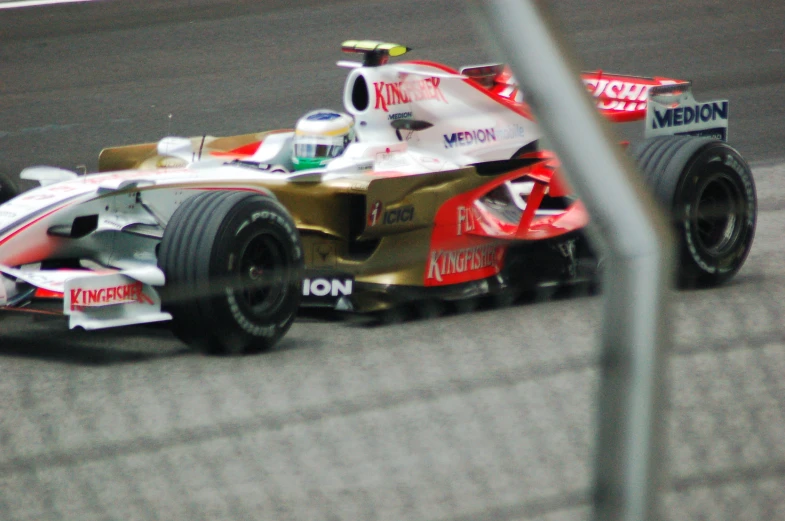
338 61 540 164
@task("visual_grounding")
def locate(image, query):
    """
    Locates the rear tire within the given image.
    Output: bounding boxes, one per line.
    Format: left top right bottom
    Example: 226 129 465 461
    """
158 191 303 354
630 136 756 287
0 171 20 205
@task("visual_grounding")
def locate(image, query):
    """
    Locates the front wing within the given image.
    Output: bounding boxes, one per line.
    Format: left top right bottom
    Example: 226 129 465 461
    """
0 265 171 329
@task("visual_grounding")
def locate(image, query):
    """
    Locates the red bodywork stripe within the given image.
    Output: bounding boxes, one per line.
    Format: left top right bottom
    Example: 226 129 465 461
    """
34 288 64 299
0 205 69 247
211 141 263 158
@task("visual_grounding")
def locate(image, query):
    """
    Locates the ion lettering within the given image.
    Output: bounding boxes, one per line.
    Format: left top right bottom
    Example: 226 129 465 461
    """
302 278 354 297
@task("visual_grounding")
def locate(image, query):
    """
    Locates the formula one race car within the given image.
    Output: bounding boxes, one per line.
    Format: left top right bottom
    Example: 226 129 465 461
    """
0 40 757 354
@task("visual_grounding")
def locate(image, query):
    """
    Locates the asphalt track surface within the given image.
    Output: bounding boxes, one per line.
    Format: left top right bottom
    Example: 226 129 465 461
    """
1 1 785 520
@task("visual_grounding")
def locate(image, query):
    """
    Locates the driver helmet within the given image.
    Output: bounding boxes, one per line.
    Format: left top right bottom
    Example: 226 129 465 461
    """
292 110 355 171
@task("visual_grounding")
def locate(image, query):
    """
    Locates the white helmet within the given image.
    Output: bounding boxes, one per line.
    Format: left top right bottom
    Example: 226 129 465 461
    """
292 110 355 171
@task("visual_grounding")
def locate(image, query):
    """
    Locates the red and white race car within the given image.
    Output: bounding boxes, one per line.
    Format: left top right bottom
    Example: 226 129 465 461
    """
0 40 756 354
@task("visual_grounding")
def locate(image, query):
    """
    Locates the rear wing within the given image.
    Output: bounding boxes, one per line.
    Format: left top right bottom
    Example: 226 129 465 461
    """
460 64 729 141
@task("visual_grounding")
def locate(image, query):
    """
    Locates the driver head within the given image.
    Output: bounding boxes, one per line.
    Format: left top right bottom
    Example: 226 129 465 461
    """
291 110 356 171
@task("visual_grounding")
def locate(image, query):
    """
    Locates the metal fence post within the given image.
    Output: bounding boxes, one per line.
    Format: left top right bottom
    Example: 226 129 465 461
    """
469 1 675 520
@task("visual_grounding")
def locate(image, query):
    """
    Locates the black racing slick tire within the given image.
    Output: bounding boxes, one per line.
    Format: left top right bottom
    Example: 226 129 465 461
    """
158 191 303 355
630 136 757 288
0 171 20 205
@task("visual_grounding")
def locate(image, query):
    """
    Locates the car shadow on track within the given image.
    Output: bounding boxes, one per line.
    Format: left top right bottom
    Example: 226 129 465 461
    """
315 283 601 328
0 337 191 366
0 310 326 364
0 318 191 366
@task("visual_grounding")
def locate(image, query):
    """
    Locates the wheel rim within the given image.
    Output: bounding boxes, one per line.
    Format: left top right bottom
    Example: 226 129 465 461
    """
236 232 289 318
692 172 744 256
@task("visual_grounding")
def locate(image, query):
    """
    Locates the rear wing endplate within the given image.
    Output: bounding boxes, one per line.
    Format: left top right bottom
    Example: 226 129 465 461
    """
645 82 729 141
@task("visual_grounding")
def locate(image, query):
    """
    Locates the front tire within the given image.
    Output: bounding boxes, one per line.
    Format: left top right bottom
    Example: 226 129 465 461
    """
158 191 303 354
630 136 756 287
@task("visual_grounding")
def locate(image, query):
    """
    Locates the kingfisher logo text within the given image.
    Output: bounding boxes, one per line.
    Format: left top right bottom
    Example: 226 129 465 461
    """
584 79 651 101
374 77 446 112
70 281 153 310
427 244 501 282
583 78 652 111
652 101 728 129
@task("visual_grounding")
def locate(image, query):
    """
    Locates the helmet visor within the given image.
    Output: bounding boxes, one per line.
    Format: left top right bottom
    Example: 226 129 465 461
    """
293 142 345 159
292 156 330 171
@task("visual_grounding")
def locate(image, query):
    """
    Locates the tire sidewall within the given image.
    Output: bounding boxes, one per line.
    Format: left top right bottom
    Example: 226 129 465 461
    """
209 197 303 351
674 143 756 284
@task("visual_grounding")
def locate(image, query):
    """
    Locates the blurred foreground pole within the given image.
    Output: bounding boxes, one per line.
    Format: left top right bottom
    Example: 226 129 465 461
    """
469 1 674 520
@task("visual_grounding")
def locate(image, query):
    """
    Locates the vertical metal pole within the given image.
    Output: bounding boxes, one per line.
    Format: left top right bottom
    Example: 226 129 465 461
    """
469 2 674 520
